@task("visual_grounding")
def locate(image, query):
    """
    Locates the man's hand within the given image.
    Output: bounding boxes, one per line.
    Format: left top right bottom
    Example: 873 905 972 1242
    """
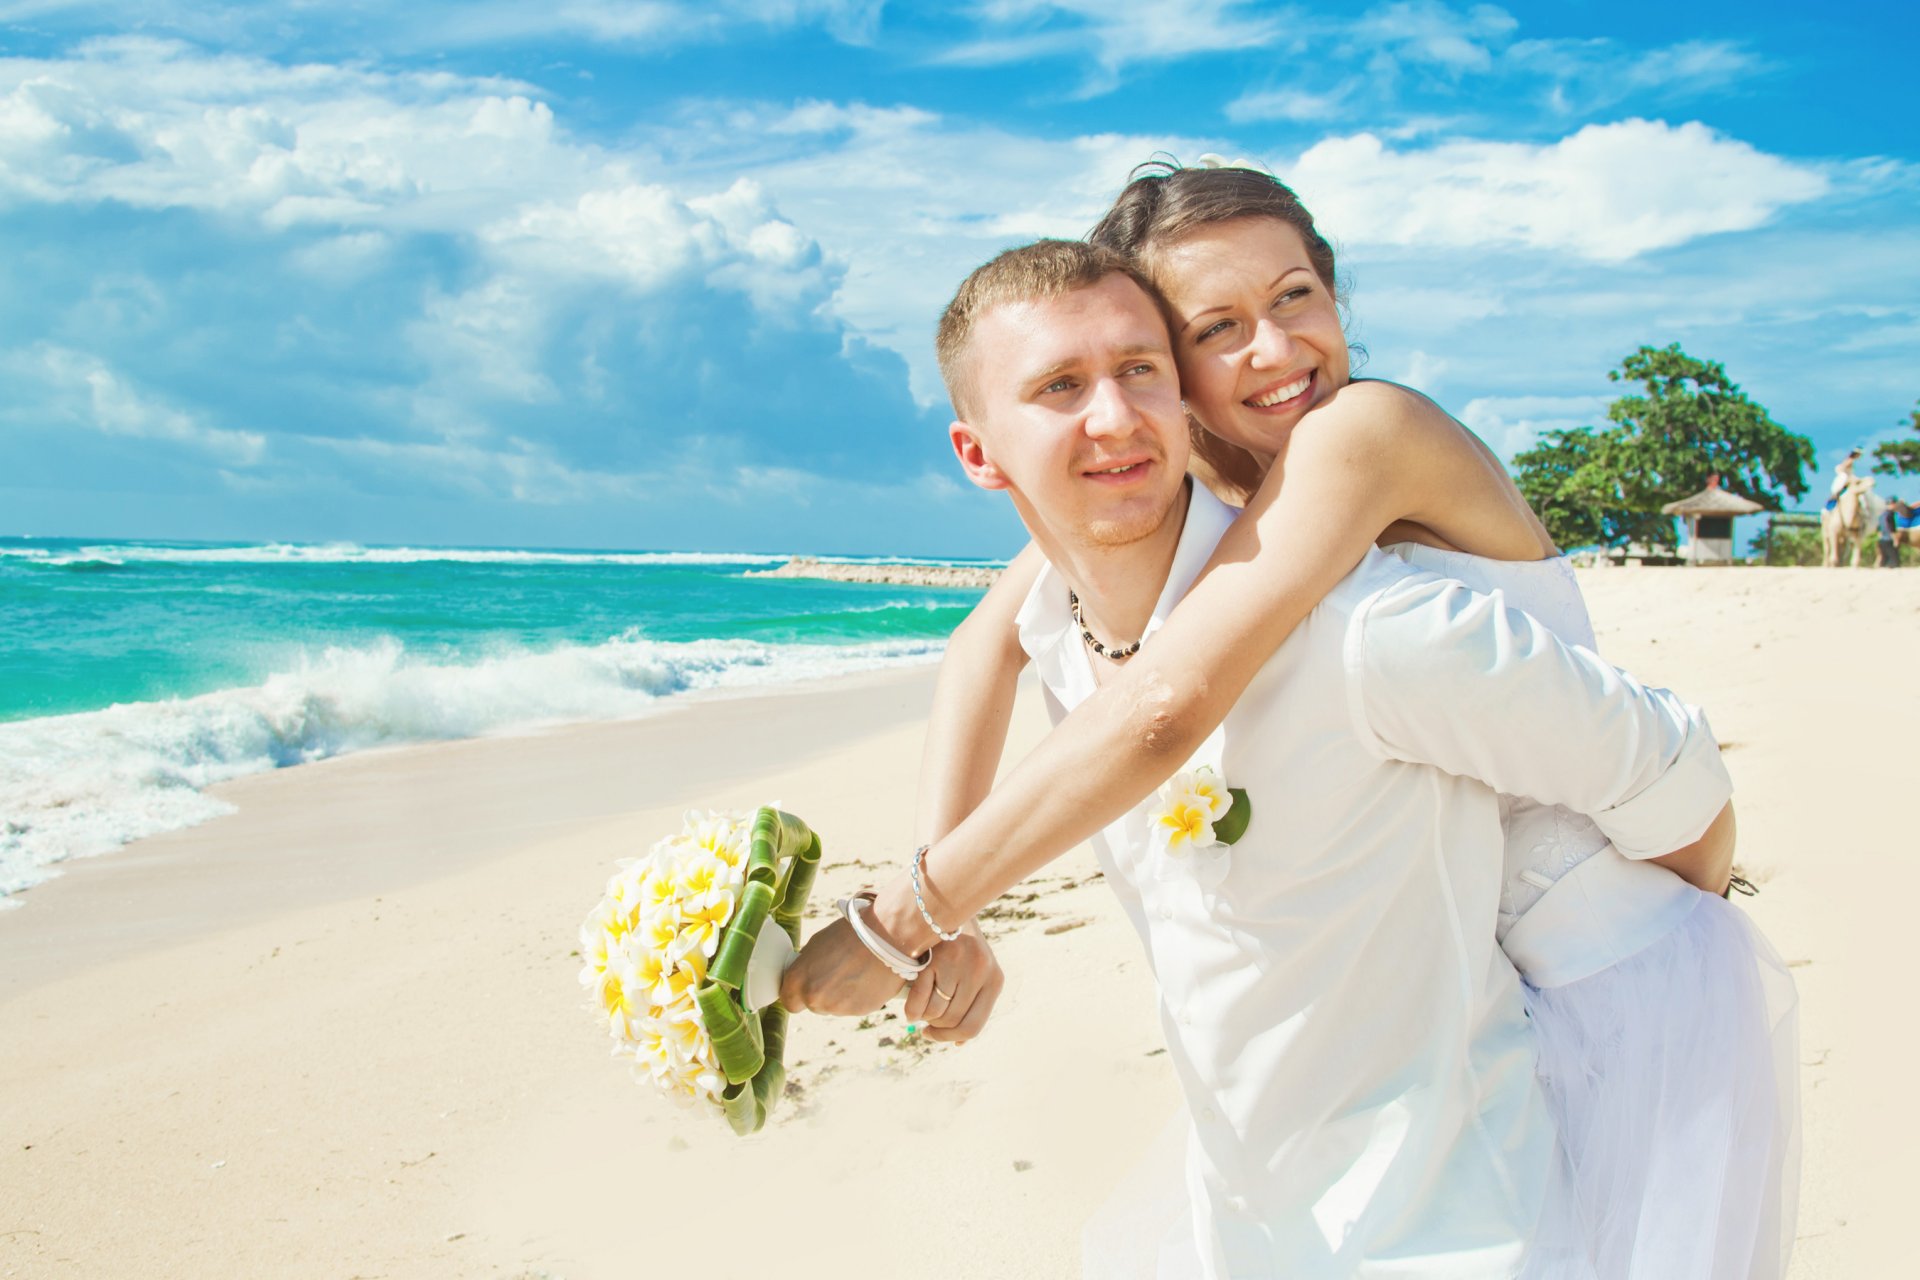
779 918 907 1017
903 924 1004 1044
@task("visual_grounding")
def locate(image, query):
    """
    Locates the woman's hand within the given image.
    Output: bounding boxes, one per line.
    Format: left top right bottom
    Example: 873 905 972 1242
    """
779 917 905 1017
903 923 1004 1043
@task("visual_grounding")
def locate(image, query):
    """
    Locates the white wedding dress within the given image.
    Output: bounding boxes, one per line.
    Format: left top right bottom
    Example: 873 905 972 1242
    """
1083 545 1799 1280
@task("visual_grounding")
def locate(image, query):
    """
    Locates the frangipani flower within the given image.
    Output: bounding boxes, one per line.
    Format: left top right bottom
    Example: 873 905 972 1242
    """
1144 771 1251 859
678 888 736 959
1150 768 1235 856
1155 797 1219 854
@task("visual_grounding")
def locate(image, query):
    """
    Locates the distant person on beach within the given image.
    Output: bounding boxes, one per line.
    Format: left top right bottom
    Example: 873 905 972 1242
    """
784 234 1792 1277
1880 498 1911 567
1832 445 1865 500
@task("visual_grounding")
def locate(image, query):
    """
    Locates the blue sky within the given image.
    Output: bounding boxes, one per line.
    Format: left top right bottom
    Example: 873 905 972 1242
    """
2 1 1914 556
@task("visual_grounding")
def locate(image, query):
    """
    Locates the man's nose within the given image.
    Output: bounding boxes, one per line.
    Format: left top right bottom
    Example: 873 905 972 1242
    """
1248 316 1296 367
1084 375 1144 437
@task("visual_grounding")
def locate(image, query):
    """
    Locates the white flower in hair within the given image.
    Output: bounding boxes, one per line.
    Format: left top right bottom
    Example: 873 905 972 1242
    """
1194 152 1272 174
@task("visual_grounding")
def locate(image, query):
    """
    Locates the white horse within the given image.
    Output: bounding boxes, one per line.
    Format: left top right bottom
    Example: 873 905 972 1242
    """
1823 475 1878 567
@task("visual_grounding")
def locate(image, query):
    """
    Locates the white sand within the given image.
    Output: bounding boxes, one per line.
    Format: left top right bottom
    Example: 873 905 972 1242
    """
1 567 1913 1278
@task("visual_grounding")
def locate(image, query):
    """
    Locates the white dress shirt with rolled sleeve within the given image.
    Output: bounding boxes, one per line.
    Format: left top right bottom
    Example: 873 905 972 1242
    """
1016 482 1730 1278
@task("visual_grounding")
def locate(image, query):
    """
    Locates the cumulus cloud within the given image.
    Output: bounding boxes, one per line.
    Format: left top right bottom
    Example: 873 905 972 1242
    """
1456 393 1611 461
1289 119 1829 262
13 344 267 464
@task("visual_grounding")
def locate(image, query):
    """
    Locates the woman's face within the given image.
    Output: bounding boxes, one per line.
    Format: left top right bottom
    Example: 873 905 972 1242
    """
1152 217 1348 461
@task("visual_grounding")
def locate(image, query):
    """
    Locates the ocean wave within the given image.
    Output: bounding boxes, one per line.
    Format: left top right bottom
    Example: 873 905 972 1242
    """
0 542 1005 569
0 631 943 905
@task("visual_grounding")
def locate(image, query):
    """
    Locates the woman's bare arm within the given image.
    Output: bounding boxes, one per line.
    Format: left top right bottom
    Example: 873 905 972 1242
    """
1651 802 1736 895
914 542 1042 844
893 544 1041 1040
867 380 1550 948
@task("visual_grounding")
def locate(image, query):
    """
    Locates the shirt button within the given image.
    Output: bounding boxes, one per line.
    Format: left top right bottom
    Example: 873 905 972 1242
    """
1158 904 1174 921
1180 1011 1193 1027
1201 1105 1218 1121
1226 1194 1248 1214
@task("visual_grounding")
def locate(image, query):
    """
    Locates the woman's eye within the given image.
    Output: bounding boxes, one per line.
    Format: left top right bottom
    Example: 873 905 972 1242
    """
1198 320 1232 342
1274 287 1310 308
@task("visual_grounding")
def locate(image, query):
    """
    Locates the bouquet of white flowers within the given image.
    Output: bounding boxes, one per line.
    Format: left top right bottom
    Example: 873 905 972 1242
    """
580 806 820 1135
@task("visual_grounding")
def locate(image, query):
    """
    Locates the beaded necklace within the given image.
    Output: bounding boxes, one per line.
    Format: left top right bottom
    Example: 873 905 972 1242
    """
1068 588 1144 661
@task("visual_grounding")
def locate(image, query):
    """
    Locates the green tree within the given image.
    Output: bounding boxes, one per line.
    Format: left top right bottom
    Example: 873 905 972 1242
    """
1511 427 1651 550
1511 343 1814 552
1872 399 1920 476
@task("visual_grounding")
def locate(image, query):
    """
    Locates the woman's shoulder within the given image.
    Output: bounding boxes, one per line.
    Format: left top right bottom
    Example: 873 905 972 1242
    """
1292 379 1456 451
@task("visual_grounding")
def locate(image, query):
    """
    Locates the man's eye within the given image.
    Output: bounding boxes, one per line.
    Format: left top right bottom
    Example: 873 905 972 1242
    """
1041 379 1074 394
1123 362 1155 377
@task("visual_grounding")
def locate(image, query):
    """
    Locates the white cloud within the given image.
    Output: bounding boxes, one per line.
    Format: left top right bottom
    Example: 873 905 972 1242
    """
941 0 1282 77
1290 119 1830 261
704 100 1208 401
16 344 268 464
0 1 887 53
1511 37 1763 115
1226 82 1359 124
1346 1 1517 74
1457 393 1610 461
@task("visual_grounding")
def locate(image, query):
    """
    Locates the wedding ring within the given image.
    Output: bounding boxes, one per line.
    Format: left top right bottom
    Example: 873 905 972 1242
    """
933 985 955 1001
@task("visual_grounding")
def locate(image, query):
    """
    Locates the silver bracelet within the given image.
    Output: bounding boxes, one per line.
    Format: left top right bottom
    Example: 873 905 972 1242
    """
908 844 964 943
838 892 929 981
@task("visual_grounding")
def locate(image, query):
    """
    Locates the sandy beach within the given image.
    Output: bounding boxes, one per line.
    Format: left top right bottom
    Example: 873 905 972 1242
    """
2 566 1914 1279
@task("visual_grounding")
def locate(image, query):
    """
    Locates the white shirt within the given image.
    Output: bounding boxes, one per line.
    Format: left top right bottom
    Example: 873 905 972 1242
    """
1015 484 1731 1278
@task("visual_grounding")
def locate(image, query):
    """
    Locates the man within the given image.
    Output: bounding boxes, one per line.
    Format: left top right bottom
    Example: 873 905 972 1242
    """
1879 498 1910 568
785 241 1728 1277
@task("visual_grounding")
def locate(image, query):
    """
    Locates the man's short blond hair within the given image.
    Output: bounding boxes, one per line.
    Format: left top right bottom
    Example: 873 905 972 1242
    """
935 239 1162 420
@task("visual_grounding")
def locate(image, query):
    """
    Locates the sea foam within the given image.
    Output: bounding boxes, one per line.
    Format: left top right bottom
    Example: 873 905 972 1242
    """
0 542 1004 569
0 631 942 904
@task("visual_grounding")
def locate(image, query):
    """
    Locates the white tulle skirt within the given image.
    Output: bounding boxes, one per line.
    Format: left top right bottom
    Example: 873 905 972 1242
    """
1082 892 1799 1279
1525 890 1800 1280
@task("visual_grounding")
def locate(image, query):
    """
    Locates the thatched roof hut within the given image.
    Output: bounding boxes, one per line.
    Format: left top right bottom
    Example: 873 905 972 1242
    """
1661 474 1763 564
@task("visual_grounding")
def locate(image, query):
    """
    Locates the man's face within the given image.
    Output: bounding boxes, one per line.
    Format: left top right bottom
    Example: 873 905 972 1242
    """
950 273 1190 551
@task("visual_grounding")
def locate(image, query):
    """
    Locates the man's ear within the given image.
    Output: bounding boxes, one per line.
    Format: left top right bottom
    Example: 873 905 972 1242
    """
950 419 1010 491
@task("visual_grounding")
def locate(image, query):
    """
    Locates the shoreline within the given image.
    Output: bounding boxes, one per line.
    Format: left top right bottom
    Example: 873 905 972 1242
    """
0 663 942 998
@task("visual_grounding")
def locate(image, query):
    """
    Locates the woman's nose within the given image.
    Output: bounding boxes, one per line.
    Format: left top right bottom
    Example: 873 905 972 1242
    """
1248 316 1295 367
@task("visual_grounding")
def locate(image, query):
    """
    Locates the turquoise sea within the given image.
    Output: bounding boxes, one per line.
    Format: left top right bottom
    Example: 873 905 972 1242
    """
0 535 993 903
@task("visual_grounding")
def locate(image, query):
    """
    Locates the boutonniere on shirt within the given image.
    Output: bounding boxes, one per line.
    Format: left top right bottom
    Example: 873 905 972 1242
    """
1148 767 1252 857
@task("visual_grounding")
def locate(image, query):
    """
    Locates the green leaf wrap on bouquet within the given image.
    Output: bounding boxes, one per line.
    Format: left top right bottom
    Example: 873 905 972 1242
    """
771 831 822 944
703 806 819 1134
697 981 765 1085
711 878 776 992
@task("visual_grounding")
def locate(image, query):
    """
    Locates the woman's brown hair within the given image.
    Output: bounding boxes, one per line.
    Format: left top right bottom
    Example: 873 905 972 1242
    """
1089 159 1345 502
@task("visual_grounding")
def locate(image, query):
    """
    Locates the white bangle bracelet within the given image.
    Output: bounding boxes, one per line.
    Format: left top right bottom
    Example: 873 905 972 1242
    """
838 892 930 982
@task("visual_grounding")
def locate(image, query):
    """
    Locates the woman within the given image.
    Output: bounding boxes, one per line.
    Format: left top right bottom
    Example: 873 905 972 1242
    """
818 163 1798 1277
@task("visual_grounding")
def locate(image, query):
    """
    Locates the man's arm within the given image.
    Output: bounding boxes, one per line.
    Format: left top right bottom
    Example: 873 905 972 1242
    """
1349 571 1732 861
